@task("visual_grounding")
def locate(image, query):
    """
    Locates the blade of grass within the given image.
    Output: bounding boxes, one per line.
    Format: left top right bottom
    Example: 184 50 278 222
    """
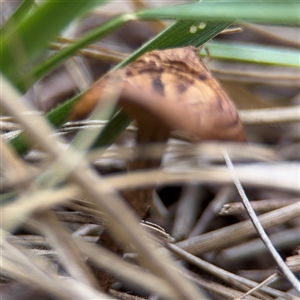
0 0 110 88
115 20 232 68
136 2 300 25
16 13 134 92
202 41 300 68
3 1 299 89
223 150 300 293
0 0 35 36
11 1 300 92
19 18 230 91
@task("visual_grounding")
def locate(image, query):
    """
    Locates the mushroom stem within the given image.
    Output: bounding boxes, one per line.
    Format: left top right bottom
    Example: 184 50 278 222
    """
123 129 169 218
116 86 171 217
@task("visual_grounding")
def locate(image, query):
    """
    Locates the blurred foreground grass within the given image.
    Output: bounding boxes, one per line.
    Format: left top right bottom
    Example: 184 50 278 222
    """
1 1 300 299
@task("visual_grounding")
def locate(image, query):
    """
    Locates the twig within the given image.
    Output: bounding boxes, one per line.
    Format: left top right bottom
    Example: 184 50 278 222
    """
239 105 300 124
185 270 261 300
171 183 204 240
1 230 110 299
168 243 289 299
101 161 300 192
236 273 279 300
220 198 299 215
220 227 300 263
34 210 100 289
189 185 236 237
109 289 147 300
223 149 300 293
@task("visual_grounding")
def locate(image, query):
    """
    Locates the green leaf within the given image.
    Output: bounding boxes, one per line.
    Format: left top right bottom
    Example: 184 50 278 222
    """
136 2 300 25
16 14 132 92
0 0 109 90
6 0 299 93
202 42 300 67
116 20 232 68
16 17 231 93
0 0 35 36
83 111 132 149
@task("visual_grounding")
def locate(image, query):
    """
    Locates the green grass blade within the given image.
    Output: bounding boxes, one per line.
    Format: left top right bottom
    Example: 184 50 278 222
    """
202 42 300 67
1 0 109 89
5 0 299 93
83 111 132 149
136 2 300 25
17 18 230 92
0 0 35 35
15 14 133 92
9 92 85 155
116 20 232 68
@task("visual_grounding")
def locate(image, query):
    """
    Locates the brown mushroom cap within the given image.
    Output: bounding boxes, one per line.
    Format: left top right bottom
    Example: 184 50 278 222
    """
70 47 246 142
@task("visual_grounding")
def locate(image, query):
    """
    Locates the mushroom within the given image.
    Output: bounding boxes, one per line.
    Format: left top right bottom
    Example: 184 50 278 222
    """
71 46 246 217
70 46 246 290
